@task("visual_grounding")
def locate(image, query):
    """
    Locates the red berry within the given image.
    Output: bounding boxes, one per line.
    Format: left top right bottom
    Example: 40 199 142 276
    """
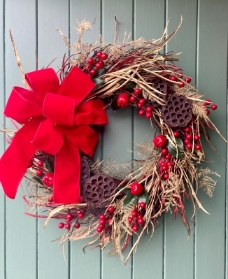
153 135 167 148
58 222 64 229
139 202 146 209
87 57 94 65
185 77 192 83
101 52 108 60
66 213 73 221
132 225 139 232
134 88 141 95
99 219 105 225
161 147 168 155
184 139 190 145
138 110 145 116
48 196 53 203
108 206 115 214
206 109 210 115
130 96 136 102
96 52 102 58
165 154 171 160
177 73 183 78
130 182 144 196
36 169 43 176
186 134 193 140
90 69 97 76
137 218 144 225
96 226 104 233
137 103 143 109
117 93 129 108
178 82 185 88
163 173 169 180
184 127 191 133
211 104 217 110
145 112 152 118
194 135 200 141
167 161 173 167
139 98 146 105
161 165 168 171
170 76 177 81
195 144 202 150
131 211 138 218
146 106 152 112
173 131 180 137
205 99 212 105
37 160 44 167
77 213 84 219
65 223 71 230
128 217 133 223
99 214 106 220
186 143 193 149
95 62 103 69
75 223 80 229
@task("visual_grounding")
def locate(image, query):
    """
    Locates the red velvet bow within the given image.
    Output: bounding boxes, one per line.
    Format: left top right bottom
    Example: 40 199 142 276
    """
0 66 108 204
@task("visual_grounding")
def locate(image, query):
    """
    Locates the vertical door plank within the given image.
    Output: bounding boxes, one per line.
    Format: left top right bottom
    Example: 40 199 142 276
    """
69 1 101 279
196 1 227 278
4 1 37 278
37 1 69 279
133 1 165 278
164 2 197 279
0 0 5 278
102 0 133 278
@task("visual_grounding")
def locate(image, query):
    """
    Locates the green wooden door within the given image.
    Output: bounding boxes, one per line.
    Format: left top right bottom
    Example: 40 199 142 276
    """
0 1 227 278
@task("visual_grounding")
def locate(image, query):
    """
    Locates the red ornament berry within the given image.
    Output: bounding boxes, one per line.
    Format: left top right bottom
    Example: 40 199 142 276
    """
173 131 180 138
161 147 168 155
96 51 102 58
165 154 171 160
184 126 191 133
99 214 106 220
195 144 202 151
206 109 210 115
194 135 200 141
36 169 43 176
99 219 105 225
66 213 73 221
134 88 142 95
163 173 169 180
130 182 144 196
137 103 143 109
96 226 103 233
170 76 177 81
167 161 173 167
145 112 152 119
145 106 153 112
186 143 193 149
95 62 103 69
75 223 80 229
128 217 133 223
161 165 168 171
139 202 146 209
77 212 84 219
186 134 193 140
37 160 44 167
132 225 139 232
177 73 183 78
65 223 71 230
131 211 138 218
184 139 190 145
137 218 145 225
153 135 167 148
130 96 136 103
185 77 192 83
117 93 129 108
87 57 94 65
139 98 146 105
138 109 145 116
205 99 212 105
90 69 97 76
58 222 65 229
101 52 108 60
108 206 115 214
178 82 185 88
211 104 217 110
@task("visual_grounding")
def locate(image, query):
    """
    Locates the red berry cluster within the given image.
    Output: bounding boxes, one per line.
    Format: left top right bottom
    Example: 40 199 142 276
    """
58 210 84 230
86 51 108 76
116 87 153 119
168 73 191 88
202 99 218 115
179 126 201 151
128 202 146 232
96 206 115 233
42 172 54 187
159 153 173 180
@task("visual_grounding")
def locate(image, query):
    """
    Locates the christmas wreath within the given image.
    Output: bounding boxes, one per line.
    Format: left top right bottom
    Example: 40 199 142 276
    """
0 19 225 263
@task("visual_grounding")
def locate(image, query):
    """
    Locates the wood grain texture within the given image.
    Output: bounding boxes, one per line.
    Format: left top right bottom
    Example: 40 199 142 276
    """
69 1 101 279
37 1 70 278
195 1 228 278
102 0 133 277
4 1 37 279
164 2 197 279
133 1 165 278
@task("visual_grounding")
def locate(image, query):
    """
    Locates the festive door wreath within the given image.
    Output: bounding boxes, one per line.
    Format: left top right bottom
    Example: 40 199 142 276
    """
0 19 225 263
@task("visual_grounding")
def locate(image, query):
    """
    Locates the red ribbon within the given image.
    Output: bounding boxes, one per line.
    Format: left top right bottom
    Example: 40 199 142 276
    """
0 66 108 204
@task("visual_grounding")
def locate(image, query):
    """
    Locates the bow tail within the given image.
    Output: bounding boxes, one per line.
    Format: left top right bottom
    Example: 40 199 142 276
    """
0 118 40 199
54 140 81 204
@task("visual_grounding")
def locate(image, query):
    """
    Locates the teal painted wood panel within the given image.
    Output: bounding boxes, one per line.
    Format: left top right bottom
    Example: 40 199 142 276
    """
0 1 228 279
